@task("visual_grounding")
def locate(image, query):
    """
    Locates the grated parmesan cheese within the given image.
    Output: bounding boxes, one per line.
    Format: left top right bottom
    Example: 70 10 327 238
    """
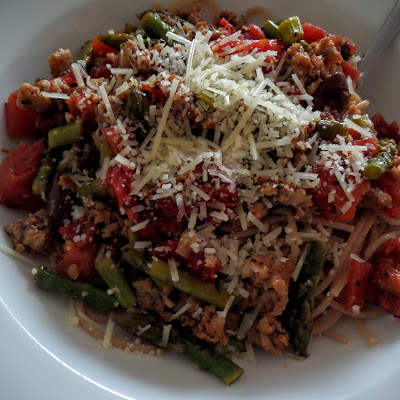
161 324 172 347
170 302 193 321
130 219 149 232
102 318 115 348
150 79 180 159
168 258 179 282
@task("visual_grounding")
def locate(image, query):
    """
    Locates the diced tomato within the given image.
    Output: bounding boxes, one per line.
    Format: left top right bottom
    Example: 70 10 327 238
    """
92 38 119 57
352 138 380 158
384 237 400 258
34 111 66 135
4 91 40 138
152 238 182 260
386 206 400 219
344 255 374 311
248 24 266 40
60 70 77 86
91 63 112 79
103 127 122 155
333 179 370 221
376 169 400 218
220 18 235 35
104 165 136 221
58 218 94 241
301 23 327 43
57 240 97 280
152 236 222 281
251 39 284 53
136 197 187 240
345 39 357 56
341 60 360 81
371 113 400 143
66 92 97 125
140 82 153 93
348 128 361 140
311 168 370 221
57 219 97 280
0 141 44 209
140 81 165 102
213 38 284 56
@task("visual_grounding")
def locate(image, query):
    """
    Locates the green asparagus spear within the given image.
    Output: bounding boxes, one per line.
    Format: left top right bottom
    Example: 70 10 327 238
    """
278 17 303 45
316 120 348 141
262 20 281 39
213 338 246 357
149 258 231 310
77 178 109 198
32 154 53 196
98 33 134 48
111 311 244 385
48 120 84 149
78 40 93 61
33 266 117 311
284 241 331 356
121 244 173 295
95 256 136 308
125 86 149 123
140 12 174 41
363 138 398 180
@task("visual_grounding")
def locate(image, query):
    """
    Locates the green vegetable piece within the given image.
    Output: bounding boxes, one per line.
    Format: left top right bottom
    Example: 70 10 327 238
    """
213 338 246 357
99 33 134 48
140 12 173 41
111 312 243 385
125 22 137 34
48 120 84 149
149 258 231 310
78 40 93 61
316 120 348 141
299 39 310 52
349 114 374 129
125 86 149 123
278 16 303 45
121 244 173 295
32 154 53 196
284 241 331 356
262 20 280 39
33 266 117 311
364 138 398 180
77 178 109 198
95 256 136 308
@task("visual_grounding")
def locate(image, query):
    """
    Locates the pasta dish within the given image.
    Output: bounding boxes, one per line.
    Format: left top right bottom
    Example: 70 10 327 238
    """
1 3 399 385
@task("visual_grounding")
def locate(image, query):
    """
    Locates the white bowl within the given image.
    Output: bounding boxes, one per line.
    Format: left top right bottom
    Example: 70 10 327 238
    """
0 1 399 399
